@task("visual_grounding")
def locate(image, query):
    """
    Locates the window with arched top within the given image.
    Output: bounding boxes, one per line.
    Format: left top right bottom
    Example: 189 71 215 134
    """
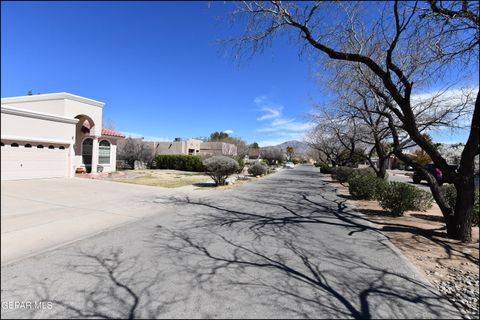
99 140 111 164
37 145 44 149
59 146 65 150
1 142 5 147
25 144 32 148
11 143 19 147
48 145 55 149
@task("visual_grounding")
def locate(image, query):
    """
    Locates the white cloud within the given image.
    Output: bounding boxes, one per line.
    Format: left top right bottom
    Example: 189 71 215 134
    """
223 129 234 134
257 107 282 121
253 95 312 146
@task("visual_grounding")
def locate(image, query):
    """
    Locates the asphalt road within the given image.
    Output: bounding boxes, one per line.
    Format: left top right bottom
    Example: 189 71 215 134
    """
387 171 432 192
1 165 459 319
387 170 480 193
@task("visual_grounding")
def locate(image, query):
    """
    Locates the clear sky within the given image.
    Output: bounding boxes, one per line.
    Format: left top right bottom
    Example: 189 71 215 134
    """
1 1 476 146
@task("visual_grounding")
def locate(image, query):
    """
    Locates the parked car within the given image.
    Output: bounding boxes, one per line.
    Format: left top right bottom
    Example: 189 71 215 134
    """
285 162 295 169
412 163 457 185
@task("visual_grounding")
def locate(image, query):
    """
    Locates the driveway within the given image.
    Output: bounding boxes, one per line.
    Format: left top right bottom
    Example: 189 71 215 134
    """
1 177 205 265
1 165 459 318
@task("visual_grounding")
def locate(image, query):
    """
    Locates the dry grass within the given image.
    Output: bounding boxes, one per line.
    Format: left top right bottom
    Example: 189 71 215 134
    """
112 170 211 188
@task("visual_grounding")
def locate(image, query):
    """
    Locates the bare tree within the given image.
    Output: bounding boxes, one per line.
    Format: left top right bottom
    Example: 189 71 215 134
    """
308 107 367 168
260 148 285 165
117 138 154 169
228 1 479 241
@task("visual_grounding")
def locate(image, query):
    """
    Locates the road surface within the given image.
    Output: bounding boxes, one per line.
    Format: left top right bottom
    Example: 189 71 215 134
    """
1 165 459 319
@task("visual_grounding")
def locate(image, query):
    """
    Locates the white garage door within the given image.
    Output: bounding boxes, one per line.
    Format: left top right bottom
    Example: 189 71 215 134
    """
1 142 69 180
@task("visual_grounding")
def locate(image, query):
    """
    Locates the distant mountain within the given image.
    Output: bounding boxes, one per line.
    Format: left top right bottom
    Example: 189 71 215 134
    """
263 140 309 155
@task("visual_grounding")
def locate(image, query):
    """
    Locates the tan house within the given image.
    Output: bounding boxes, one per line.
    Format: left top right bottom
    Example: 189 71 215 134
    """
131 139 238 158
1 92 125 180
198 141 237 157
147 139 203 156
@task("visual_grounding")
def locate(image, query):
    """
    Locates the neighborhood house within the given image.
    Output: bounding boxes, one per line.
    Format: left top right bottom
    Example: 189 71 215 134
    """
1 92 125 180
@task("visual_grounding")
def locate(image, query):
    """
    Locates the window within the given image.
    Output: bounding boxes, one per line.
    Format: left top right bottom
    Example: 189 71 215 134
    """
99 140 111 164
11 143 19 147
48 145 55 149
1 142 4 147
25 144 32 148
37 145 44 149
59 146 65 150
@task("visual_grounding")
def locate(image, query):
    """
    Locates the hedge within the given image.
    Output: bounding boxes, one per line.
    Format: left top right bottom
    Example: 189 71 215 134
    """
348 175 388 200
155 154 204 172
332 166 376 183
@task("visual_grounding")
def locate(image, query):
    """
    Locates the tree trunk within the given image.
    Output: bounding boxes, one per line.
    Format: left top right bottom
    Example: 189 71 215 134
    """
374 156 387 179
450 180 474 242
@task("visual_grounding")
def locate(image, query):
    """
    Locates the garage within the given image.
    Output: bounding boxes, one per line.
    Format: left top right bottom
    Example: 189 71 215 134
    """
1 141 70 180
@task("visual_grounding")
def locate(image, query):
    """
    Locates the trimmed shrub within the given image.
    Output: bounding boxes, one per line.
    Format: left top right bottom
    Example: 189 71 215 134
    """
348 175 388 200
334 166 356 183
379 182 433 216
248 162 268 176
319 163 332 174
352 167 376 178
441 184 480 226
203 156 239 186
155 154 204 172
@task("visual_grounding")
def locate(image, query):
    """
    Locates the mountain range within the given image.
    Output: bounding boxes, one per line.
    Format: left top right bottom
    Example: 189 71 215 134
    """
263 140 309 155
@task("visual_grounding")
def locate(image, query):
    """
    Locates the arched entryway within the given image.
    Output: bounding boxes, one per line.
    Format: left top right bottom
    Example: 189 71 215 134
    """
82 138 93 173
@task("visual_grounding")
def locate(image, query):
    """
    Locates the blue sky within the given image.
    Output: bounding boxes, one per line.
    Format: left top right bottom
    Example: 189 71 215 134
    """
1 1 476 146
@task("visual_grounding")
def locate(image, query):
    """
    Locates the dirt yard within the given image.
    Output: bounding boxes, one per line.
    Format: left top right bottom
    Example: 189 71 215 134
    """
323 175 479 318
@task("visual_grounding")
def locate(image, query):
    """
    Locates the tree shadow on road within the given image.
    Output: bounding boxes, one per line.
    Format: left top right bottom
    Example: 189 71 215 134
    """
3 248 184 319
146 166 460 318
150 224 457 319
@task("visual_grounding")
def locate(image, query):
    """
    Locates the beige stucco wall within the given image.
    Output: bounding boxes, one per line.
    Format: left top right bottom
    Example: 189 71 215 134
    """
151 139 202 156
155 141 185 155
1 93 103 137
1 109 77 145
0 99 66 117
64 99 102 136
199 142 238 157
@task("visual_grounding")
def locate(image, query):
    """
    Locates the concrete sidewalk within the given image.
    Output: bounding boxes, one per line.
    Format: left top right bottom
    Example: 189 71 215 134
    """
1 178 199 265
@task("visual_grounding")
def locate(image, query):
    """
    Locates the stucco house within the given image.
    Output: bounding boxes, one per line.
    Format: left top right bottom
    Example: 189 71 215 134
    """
149 139 203 156
118 138 238 160
1 92 125 180
198 141 237 157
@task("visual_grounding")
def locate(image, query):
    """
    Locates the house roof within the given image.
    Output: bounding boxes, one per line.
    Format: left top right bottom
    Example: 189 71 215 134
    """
1 92 105 108
101 128 126 138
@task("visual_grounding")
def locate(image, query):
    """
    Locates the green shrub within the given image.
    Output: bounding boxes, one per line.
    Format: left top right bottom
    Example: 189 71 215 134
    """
335 166 356 183
203 156 239 186
319 163 332 174
155 154 204 172
248 162 268 176
441 184 480 226
237 158 245 173
379 182 433 216
352 167 376 178
348 175 388 200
